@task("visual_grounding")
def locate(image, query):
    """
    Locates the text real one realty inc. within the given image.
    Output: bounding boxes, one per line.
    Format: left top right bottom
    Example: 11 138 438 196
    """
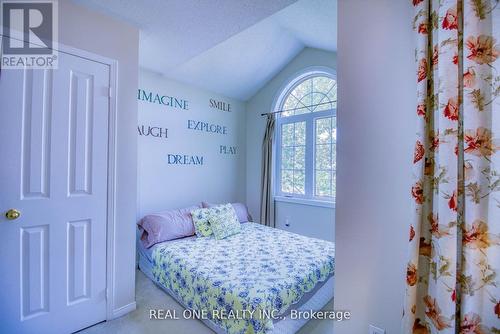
149 309 351 322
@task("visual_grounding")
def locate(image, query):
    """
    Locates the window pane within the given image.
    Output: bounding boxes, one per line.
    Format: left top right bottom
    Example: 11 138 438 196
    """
316 117 331 144
280 76 336 117
280 121 306 195
281 170 293 193
295 95 311 115
316 144 332 169
295 122 306 145
291 78 312 101
311 92 326 111
332 143 337 171
282 123 294 146
313 76 335 93
282 147 294 170
313 77 336 111
294 146 305 169
314 116 335 198
293 170 305 194
282 95 299 117
331 172 336 198
332 116 337 141
326 82 337 108
315 170 332 197
315 101 334 112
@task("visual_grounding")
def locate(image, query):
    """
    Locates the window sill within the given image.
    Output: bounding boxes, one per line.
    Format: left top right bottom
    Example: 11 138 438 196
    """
274 196 335 208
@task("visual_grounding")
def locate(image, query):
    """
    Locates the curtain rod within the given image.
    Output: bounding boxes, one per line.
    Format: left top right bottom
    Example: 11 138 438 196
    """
260 100 337 116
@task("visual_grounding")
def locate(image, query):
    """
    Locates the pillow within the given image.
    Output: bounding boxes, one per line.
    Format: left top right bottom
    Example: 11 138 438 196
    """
208 204 241 240
191 208 213 237
137 205 199 248
202 201 253 223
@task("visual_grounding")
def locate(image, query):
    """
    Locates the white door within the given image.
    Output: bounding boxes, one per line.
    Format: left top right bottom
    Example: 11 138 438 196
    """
0 49 110 333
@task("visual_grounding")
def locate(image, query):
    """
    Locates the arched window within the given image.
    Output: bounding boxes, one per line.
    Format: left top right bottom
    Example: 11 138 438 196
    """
275 69 336 202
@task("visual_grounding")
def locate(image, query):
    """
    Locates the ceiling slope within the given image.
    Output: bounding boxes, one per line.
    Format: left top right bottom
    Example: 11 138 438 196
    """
72 0 336 100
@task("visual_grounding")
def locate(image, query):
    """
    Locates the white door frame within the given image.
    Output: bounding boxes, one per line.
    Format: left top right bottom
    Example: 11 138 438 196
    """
47 42 119 321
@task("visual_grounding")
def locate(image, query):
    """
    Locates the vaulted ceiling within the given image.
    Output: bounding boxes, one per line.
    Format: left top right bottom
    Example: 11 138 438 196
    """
72 0 337 101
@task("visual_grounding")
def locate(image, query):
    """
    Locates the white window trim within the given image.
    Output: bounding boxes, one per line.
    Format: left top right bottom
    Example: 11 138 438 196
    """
274 196 335 209
273 67 337 204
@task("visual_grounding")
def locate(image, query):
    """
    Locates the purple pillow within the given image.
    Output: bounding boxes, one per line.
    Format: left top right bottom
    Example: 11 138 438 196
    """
138 205 200 248
201 202 253 223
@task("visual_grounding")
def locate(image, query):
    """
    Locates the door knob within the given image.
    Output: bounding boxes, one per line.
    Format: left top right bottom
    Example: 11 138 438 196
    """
5 209 21 220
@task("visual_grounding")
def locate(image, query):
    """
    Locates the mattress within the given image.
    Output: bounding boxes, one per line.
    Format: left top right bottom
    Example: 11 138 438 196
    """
137 232 196 263
138 223 335 334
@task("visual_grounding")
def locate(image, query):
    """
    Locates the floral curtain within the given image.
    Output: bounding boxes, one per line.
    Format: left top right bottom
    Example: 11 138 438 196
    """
403 0 500 333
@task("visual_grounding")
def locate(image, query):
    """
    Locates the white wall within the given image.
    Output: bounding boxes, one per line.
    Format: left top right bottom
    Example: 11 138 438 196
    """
275 202 334 241
61 0 139 318
334 1 415 333
246 48 336 241
137 69 247 217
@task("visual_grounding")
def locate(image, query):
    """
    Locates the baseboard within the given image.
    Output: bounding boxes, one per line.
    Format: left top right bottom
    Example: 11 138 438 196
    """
110 301 137 319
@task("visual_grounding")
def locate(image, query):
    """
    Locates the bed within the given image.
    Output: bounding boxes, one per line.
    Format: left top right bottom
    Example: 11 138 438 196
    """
137 222 335 334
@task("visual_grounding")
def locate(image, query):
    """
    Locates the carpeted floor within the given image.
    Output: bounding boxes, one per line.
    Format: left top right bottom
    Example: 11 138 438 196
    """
79 270 334 334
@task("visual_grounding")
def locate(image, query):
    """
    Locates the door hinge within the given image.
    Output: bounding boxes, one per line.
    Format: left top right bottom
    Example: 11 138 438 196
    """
106 288 110 300
108 86 113 98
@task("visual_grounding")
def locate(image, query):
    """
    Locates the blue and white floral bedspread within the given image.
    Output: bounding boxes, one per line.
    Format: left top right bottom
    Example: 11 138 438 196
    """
152 223 335 334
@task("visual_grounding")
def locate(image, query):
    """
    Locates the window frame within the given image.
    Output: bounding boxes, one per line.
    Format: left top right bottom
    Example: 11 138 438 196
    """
273 69 337 204
313 114 336 200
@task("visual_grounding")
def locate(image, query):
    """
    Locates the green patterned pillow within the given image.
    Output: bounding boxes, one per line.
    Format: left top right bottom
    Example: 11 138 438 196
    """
208 204 241 240
191 208 213 237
